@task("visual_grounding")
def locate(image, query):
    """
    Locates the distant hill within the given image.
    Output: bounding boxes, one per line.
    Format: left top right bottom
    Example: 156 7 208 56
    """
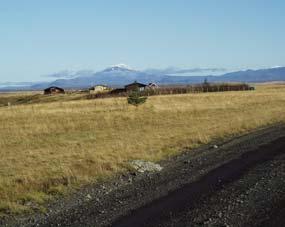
32 64 165 89
207 67 285 83
158 67 285 84
1 65 285 90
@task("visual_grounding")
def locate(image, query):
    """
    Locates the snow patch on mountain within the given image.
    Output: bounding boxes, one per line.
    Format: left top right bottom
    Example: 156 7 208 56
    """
103 64 137 72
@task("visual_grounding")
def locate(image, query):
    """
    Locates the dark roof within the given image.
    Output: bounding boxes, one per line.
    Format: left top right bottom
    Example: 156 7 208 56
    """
44 86 65 92
110 88 126 94
125 81 147 88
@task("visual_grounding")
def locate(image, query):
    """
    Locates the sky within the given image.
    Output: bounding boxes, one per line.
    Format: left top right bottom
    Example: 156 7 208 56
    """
0 0 285 82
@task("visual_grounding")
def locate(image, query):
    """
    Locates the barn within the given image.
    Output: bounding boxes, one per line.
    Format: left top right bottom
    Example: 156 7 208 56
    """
125 81 147 92
44 86 65 95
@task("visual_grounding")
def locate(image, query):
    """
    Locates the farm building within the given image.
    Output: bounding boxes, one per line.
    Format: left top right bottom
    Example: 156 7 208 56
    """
89 85 109 94
125 81 147 92
147 82 159 89
44 86 65 95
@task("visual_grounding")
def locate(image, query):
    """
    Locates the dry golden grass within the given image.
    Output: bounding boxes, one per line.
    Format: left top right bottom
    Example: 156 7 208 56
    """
0 91 88 108
0 84 285 214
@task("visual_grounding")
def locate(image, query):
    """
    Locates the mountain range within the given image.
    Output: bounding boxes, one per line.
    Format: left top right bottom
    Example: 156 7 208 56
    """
1 65 285 90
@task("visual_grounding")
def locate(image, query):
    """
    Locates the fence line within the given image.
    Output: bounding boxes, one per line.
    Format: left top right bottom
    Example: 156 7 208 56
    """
87 83 254 100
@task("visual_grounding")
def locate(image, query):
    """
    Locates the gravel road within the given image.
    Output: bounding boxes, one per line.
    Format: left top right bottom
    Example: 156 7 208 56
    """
1 124 285 227
113 136 285 227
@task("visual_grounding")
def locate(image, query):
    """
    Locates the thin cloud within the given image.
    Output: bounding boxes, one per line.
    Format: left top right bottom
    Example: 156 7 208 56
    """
144 67 227 75
43 70 95 79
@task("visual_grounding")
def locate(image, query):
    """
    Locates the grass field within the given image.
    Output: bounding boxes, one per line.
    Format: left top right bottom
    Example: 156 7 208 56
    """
0 84 285 215
0 91 87 108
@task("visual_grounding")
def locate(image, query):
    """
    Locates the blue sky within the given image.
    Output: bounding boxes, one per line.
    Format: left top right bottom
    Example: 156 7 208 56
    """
0 0 285 82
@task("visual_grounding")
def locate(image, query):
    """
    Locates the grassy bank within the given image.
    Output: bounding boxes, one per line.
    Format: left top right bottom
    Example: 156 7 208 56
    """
0 85 284 215
0 92 87 107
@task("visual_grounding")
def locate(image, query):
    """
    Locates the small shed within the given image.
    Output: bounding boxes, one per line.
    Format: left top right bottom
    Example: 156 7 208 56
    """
44 86 65 95
89 85 109 94
125 81 147 92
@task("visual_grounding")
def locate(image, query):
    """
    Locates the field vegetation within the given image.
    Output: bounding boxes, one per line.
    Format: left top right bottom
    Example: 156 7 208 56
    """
0 84 284 215
0 92 87 108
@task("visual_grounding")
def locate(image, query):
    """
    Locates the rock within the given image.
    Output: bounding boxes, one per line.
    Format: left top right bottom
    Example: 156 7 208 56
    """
85 194 92 201
213 145 219 149
218 212 223 218
129 160 163 173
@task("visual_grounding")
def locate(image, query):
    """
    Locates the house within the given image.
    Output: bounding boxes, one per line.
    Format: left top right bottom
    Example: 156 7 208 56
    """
44 86 65 95
89 85 109 94
147 82 158 89
125 81 147 92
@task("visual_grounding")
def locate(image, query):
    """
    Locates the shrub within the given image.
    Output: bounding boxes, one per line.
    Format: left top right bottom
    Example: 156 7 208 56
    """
127 91 147 106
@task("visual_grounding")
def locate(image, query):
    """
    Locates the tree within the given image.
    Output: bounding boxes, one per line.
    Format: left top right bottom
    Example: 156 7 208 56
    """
127 91 147 107
203 78 210 92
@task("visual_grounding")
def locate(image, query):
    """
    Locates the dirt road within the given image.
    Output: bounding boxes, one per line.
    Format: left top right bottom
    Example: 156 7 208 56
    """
113 137 285 227
2 124 285 227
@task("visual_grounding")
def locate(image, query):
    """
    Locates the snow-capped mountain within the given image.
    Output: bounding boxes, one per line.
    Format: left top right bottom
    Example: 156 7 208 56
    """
31 64 163 89
2 65 285 90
